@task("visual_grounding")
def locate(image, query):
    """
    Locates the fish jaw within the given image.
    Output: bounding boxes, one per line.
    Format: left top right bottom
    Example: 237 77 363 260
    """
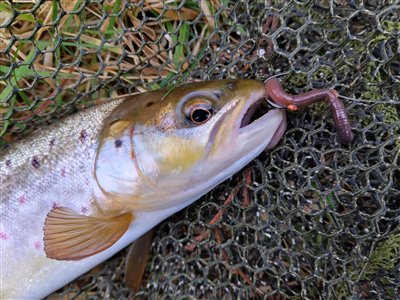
236 109 287 155
200 109 286 192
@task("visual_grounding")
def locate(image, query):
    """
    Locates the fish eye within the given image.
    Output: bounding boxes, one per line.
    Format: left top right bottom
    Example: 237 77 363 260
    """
184 100 214 125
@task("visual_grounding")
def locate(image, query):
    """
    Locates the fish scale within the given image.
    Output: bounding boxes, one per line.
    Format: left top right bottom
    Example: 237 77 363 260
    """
0 99 123 298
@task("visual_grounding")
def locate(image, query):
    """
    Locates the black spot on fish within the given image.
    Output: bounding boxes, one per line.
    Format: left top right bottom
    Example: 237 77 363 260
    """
226 81 237 91
32 156 40 169
49 138 55 147
115 139 123 148
146 101 154 107
80 130 88 143
6 159 11 167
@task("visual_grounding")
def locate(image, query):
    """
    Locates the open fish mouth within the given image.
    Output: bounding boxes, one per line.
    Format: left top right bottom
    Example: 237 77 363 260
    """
239 98 270 128
238 95 287 149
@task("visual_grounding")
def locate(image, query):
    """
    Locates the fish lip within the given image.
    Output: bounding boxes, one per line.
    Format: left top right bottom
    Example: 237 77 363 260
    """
265 111 287 149
237 107 286 136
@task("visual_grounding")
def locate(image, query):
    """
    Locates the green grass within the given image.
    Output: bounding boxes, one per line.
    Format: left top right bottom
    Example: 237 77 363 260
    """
52 0 58 22
1 45 51 104
104 0 122 39
175 22 190 65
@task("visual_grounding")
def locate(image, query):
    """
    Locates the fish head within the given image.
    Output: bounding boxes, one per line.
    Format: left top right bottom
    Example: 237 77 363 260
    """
95 80 286 210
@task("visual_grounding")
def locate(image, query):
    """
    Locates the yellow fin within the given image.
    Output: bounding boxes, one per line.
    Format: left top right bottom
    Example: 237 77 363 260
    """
125 229 154 292
44 207 133 260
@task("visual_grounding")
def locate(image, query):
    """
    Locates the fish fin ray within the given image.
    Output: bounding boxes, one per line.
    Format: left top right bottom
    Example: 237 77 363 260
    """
44 207 133 260
125 229 154 292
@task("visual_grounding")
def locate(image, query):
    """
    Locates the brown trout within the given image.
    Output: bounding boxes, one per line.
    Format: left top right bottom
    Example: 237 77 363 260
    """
0 80 286 299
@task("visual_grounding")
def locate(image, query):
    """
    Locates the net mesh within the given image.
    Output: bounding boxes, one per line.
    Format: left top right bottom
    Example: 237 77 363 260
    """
1 0 399 299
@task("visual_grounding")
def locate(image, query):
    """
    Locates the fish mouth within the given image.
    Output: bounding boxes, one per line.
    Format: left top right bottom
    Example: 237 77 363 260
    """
237 94 287 148
239 98 270 128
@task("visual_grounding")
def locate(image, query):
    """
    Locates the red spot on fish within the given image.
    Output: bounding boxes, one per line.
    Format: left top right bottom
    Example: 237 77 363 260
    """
32 156 40 169
80 130 88 143
0 231 8 240
61 167 66 177
34 240 41 249
81 206 88 214
53 202 60 209
18 195 27 204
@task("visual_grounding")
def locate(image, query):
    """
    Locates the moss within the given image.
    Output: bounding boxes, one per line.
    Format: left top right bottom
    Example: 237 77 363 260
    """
374 104 400 125
362 228 400 279
287 73 308 88
381 20 400 32
335 227 400 298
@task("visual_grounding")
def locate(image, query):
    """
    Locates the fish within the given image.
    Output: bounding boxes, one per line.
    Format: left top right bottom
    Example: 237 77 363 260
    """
0 79 286 299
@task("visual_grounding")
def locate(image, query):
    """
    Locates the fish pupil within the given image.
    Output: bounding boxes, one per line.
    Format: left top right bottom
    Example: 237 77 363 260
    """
191 108 210 123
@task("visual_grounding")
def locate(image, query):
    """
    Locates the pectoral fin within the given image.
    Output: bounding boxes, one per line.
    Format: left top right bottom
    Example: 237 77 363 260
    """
125 229 154 292
44 207 133 260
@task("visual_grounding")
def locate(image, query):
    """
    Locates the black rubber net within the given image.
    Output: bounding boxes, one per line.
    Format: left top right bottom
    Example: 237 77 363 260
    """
1 0 399 299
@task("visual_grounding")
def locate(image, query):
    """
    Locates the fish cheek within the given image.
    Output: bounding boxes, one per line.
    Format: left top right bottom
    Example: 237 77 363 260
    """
157 137 205 174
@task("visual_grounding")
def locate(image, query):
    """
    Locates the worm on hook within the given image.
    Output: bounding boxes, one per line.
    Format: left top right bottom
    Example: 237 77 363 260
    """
265 77 354 144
